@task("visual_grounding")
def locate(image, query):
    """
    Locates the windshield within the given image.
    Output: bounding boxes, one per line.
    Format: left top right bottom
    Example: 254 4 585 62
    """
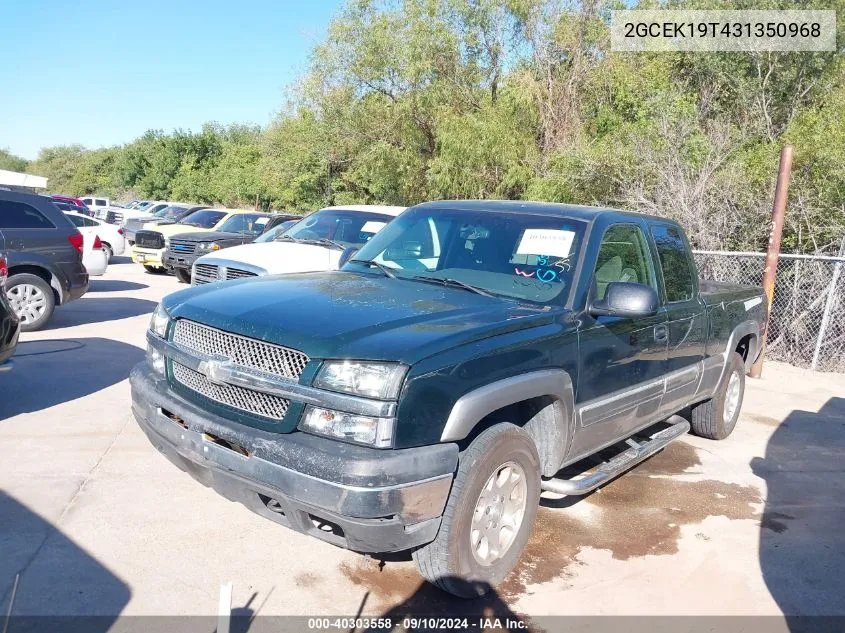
179 209 227 228
256 220 297 243
157 205 188 220
283 209 393 248
218 213 271 235
347 207 587 304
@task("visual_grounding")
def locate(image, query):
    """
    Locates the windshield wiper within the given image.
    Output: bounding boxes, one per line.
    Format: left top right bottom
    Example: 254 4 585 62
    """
349 259 397 278
410 275 493 297
277 235 345 250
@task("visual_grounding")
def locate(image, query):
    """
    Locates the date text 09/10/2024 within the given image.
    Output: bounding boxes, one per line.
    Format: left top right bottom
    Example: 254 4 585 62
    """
306 617 529 630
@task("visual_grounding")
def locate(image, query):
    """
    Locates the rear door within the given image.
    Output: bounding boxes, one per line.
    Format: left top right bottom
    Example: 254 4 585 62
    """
648 222 707 413
570 221 668 459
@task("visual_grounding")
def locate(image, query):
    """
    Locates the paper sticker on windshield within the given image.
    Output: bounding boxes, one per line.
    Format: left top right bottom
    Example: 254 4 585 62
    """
361 221 386 233
516 229 575 258
254 217 269 225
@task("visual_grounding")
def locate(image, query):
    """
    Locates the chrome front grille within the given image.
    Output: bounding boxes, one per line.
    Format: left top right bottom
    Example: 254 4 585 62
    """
106 211 124 224
226 268 257 280
172 319 309 380
172 362 290 420
193 264 218 285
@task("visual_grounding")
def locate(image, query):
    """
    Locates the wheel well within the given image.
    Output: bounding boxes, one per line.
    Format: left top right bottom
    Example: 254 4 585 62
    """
457 395 566 477
7 265 59 303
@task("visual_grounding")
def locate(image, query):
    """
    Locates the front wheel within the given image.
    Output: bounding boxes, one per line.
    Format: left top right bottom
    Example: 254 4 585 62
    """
143 265 166 274
174 268 191 284
413 423 541 598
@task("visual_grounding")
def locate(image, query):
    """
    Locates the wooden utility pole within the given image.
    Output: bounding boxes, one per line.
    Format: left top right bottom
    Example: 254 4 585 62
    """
750 144 793 378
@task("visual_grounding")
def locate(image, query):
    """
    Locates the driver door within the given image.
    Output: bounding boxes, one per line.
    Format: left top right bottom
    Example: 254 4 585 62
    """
569 223 668 460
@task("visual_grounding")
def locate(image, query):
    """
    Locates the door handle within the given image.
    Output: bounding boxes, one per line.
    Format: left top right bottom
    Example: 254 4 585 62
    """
654 324 668 342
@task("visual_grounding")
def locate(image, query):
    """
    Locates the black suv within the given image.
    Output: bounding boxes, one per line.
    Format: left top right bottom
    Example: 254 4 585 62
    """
0 190 89 331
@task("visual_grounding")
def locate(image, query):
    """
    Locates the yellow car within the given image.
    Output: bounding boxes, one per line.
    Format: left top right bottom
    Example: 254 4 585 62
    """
131 209 253 272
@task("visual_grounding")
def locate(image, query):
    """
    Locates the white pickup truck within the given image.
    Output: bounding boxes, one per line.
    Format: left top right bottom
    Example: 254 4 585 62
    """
190 205 405 284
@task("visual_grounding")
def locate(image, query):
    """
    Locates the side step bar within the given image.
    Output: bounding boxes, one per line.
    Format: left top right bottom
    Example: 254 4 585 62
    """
541 417 691 496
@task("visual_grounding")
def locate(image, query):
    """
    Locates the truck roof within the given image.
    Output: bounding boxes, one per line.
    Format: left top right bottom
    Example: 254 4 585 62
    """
412 200 671 225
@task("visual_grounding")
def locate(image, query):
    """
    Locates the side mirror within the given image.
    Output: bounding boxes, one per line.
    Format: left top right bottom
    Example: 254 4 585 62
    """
590 282 658 318
338 247 359 268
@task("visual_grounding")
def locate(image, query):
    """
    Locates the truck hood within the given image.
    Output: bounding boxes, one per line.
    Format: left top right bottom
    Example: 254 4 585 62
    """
168 230 255 244
142 222 216 236
163 271 560 364
194 241 338 273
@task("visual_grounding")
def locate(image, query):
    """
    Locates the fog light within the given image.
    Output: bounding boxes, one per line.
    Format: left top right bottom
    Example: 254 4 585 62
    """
299 406 394 448
147 344 165 374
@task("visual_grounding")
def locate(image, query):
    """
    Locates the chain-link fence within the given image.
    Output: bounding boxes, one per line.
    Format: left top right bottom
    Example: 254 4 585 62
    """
693 250 845 373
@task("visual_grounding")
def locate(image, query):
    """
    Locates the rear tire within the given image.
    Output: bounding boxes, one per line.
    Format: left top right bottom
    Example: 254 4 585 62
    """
143 265 166 275
690 352 745 440
174 268 191 284
5 273 56 332
413 423 541 598
102 243 113 263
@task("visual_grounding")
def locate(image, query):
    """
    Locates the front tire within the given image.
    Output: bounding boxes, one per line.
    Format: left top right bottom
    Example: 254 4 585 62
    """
143 265 166 274
5 273 56 332
413 423 541 598
690 352 746 440
174 268 191 284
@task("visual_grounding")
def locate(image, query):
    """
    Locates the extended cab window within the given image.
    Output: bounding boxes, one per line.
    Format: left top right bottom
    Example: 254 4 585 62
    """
593 224 656 300
0 201 55 229
95 199 107 206
651 224 695 302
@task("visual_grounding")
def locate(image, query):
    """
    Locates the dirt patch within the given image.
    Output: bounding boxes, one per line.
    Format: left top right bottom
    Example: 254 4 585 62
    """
760 511 795 534
747 413 783 427
341 442 762 609
294 572 321 588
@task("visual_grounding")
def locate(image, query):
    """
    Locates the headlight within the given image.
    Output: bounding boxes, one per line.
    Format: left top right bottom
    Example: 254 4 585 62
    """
314 361 407 399
299 406 395 447
149 303 170 338
147 343 165 374
199 242 220 251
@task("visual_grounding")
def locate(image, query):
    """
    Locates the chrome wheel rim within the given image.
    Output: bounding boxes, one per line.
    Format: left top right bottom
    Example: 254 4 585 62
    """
7 284 47 324
723 371 741 422
470 461 527 566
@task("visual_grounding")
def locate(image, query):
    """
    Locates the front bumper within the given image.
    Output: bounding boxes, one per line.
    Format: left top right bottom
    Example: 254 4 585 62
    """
164 251 200 271
130 363 457 553
131 247 165 267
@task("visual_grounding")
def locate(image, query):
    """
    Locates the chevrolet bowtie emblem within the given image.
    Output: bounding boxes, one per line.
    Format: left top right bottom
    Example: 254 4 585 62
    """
200 359 233 385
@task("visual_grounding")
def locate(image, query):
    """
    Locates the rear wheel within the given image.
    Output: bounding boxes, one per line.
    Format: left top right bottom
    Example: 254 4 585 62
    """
174 268 191 284
143 265 166 274
102 243 114 263
413 423 541 598
690 352 746 440
5 273 56 332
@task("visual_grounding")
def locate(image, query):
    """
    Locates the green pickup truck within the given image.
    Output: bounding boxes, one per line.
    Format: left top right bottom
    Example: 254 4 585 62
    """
131 200 766 597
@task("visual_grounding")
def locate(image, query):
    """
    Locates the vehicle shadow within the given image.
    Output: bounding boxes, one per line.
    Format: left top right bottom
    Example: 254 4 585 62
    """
47 297 157 329
0 491 130 627
371 578 528 632
87 280 149 293
754 397 845 626
0 338 144 420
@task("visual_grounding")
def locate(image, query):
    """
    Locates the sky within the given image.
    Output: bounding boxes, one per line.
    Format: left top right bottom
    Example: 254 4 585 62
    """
0 0 342 159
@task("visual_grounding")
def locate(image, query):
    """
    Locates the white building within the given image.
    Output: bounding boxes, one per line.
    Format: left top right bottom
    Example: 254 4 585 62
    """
0 169 48 192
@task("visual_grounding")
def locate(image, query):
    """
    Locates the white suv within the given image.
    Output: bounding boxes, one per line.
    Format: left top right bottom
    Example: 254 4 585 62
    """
191 205 405 284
